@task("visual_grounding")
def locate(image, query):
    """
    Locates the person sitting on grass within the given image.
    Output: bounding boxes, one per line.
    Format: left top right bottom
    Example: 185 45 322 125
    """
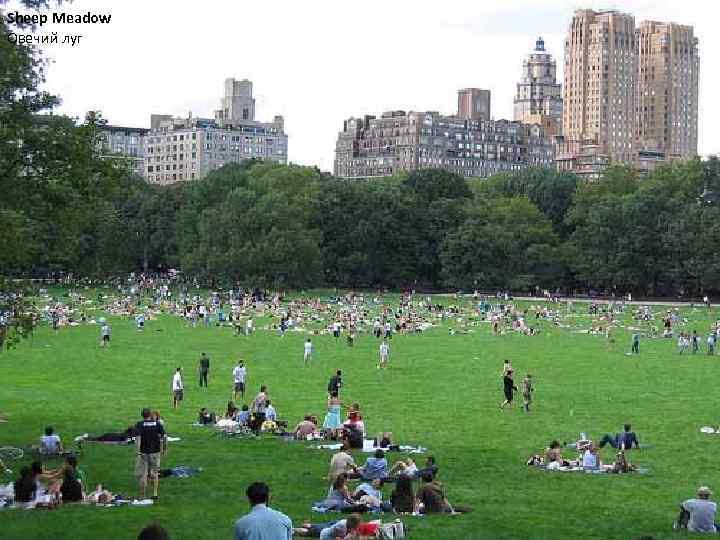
415 473 471 514
319 474 355 511
40 426 63 455
58 455 85 503
359 449 388 480
581 443 602 470
265 400 278 422
390 476 415 514
544 440 576 468
197 408 216 425
414 456 438 479
375 432 393 449
674 486 718 533
599 423 640 450
236 405 251 427
610 451 636 474
13 466 36 507
352 478 384 510
293 415 318 440
328 442 358 482
388 457 418 478
225 401 239 420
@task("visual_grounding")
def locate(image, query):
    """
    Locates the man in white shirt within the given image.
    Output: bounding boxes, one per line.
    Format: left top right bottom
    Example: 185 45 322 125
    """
40 426 63 455
303 339 313 367
245 318 254 336
378 340 390 369
172 367 184 409
233 360 247 400
332 321 341 340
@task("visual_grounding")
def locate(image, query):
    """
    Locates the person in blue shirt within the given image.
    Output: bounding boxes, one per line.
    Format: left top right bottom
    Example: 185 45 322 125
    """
360 450 388 480
599 423 640 450
234 482 292 540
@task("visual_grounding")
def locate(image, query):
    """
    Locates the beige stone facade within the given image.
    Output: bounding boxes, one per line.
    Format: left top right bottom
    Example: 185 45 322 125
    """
563 9 638 165
636 21 699 160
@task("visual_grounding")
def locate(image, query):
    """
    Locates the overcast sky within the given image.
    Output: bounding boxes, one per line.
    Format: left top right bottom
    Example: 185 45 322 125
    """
22 0 720 171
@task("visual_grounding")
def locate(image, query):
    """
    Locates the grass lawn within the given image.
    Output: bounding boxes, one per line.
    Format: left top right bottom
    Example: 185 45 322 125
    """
1 294 718 539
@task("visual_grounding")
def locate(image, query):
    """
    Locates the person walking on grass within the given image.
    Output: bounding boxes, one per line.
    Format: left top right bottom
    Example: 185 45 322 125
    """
521 374 534 413
100 320 111 348
135 407 166 501
631 332 640 354
378 339 389 369
198 353 210 388
500 369 518 409
303 339 313 367
692 330 700 354
233 360 247 401
171 368 184 409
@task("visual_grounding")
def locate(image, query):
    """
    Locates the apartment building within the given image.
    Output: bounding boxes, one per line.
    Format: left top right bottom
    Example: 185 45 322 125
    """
334 108 553 179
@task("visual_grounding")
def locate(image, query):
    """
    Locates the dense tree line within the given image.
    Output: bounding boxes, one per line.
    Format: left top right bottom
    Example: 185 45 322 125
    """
2 0 720 300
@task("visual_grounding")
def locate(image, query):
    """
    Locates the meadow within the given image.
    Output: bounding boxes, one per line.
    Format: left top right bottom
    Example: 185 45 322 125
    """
1 293 718 539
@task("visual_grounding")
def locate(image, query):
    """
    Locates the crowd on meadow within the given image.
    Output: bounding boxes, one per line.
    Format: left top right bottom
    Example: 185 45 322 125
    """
3 274 720 538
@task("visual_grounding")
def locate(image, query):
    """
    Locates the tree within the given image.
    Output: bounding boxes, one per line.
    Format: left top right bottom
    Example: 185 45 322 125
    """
440 197 560 290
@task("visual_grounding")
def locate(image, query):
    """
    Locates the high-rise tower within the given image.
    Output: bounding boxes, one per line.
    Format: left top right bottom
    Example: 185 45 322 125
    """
563 10 638 164
514 37 563 136
636 21 699 160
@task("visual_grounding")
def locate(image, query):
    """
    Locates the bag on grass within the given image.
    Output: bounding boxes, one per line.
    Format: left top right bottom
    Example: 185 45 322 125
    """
380 520 405 539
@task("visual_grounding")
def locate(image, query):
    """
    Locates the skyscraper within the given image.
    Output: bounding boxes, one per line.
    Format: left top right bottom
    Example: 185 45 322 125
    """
457 88 491 121
636 21 699 160
514 37 563 136
563 9 638 164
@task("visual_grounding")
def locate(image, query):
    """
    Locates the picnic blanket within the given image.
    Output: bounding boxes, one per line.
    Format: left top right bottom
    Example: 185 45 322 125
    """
313 440 426 454
537 464 649 474
159 466 202 478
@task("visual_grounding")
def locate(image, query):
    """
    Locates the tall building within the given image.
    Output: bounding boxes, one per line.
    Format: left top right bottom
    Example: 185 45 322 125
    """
636 21 699 160
514 37 563 137
563 9 638 164
334 110 553 179
145 80 287 184
457 88 491 121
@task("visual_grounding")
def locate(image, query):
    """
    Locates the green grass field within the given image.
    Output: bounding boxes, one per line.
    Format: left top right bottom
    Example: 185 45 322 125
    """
1 295 719 539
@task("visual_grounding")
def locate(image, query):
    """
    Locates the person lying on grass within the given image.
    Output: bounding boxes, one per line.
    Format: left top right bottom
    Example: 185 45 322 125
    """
293 513 366 538
76 427 135 443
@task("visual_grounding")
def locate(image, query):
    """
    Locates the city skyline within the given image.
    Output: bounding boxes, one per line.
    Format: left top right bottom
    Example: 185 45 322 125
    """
29 0 719 172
